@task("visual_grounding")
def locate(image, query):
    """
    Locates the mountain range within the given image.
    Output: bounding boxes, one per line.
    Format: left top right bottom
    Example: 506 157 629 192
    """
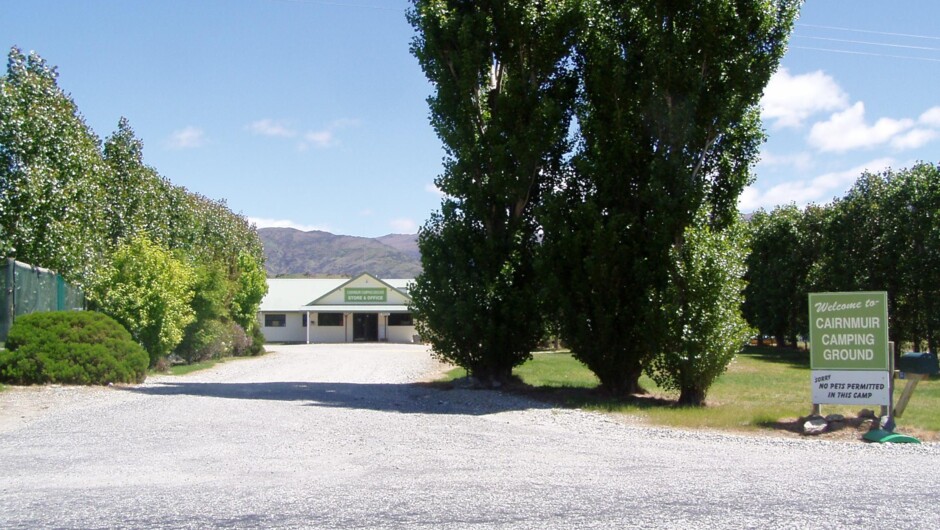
258 227 422 278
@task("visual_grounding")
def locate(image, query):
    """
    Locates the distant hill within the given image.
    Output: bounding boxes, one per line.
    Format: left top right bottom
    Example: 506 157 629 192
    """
375 233 421 260
259 228 421 278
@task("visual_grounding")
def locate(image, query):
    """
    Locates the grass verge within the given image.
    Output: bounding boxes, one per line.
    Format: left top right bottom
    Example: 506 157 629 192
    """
443 347 940 441
163 359 224 376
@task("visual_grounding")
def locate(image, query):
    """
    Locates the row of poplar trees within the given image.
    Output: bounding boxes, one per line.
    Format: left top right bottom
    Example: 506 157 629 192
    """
745 162 940 355
408 0 801 405
0 47 268 366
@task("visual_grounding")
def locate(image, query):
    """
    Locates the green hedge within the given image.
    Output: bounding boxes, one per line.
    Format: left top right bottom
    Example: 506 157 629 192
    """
0 311 148 385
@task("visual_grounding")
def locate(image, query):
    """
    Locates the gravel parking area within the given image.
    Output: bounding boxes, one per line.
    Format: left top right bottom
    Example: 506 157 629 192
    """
1 343 938 529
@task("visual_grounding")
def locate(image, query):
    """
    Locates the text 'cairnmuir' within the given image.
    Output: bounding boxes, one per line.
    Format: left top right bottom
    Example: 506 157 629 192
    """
814 317 880 329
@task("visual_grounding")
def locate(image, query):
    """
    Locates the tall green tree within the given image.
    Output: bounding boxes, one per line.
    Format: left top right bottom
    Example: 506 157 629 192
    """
102 117 170 247
743 204 818 347
650 209 753 406
231 252 268 333
408 0 578 383
881 163 940 352
816 172 890 293
0 47 108 285
542 0 799 394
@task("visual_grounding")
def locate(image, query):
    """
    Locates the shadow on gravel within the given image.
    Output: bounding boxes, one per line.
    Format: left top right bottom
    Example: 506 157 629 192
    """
123 381 552 416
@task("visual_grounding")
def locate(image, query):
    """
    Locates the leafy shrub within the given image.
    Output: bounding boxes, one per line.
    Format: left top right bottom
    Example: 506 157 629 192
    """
229 322 250 356
248 323 266 356
176 319 257 363
0 311 148 385
92 234 195 367
649 210 754 406
176 318 230 363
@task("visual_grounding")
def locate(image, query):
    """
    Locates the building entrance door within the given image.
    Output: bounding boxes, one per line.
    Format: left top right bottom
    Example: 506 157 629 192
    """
352 313 378 341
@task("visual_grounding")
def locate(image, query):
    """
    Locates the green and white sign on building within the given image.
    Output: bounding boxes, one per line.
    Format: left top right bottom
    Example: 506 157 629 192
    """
344 287 387 303
809 292 890 406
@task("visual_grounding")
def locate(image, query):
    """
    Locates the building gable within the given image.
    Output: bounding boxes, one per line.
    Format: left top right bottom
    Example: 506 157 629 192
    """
306 273 411 307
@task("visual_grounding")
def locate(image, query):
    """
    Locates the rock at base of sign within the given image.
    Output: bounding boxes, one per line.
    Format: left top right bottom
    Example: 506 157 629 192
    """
824 414 846 431
803 416 828 435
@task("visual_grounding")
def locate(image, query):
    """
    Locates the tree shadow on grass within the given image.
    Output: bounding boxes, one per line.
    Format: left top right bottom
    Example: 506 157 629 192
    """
123 380 553 416
501 382 678 412
741 345 810 370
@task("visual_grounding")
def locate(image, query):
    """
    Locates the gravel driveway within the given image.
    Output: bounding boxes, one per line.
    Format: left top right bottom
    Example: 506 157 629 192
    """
1 343 938 529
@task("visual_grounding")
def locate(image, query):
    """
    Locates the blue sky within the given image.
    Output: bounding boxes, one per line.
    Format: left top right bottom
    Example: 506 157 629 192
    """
2 1 939 238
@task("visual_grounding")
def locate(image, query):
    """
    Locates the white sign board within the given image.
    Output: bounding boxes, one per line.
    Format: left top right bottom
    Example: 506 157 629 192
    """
811 370 890 406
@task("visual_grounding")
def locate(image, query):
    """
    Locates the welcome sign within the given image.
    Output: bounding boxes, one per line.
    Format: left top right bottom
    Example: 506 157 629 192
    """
809 292 890 406
809 292 889 371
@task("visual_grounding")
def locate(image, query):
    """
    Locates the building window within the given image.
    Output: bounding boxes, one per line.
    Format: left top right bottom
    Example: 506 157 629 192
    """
302 314 308 327
318 312 343 326
388 313 413 326
264 314 286 328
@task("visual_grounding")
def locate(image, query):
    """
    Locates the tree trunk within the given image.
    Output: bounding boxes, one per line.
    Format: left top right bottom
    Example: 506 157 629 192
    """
599 365 646 396
678 385 706 406
469 362 515 388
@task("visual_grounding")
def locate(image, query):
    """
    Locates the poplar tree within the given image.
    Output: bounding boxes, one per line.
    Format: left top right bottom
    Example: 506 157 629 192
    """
102 117 171 247
0 47 108 285
542 0 799 394
407 0 578 383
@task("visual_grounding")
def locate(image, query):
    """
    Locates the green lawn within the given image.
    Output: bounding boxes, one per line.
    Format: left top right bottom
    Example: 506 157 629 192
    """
445 346 940 440
162 359 224 376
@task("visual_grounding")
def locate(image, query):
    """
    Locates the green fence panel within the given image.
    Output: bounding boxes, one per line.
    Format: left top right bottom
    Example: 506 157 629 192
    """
14 261 57 315
0 259 84 343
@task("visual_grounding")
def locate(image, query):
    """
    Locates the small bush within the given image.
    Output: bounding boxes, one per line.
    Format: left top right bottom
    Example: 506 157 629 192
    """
229 322 250 356
176 319 229 363
0 311 148 385
176 319 259 363
248 323 266 356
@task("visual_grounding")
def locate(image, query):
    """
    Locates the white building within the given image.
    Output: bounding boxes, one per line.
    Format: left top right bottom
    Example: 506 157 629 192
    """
257 273 418 344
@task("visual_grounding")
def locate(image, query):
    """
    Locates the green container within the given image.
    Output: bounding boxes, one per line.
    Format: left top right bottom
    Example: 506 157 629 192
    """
898 352 940 375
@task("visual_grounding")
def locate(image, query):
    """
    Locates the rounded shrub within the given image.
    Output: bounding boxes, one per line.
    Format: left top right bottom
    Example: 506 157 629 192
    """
176 318 229 363
0 311 149 385
176 320 257 363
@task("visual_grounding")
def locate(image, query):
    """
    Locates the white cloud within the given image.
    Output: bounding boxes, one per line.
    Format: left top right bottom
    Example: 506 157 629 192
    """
248 217 329 233
389 218 418 233
296 118 360 151
424 183 445 196
761 69 849 128
757 150 815 172
247 119 295 138
919 106 940 127
891 128 938 150
299 130 335 150
808 102 913 153
167 126 206 149
740 157 895 211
